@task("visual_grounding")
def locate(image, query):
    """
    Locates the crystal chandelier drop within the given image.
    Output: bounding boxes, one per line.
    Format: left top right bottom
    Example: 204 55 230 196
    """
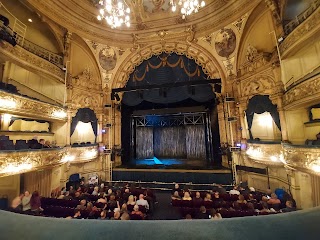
170 0 205 19
96 0 131 28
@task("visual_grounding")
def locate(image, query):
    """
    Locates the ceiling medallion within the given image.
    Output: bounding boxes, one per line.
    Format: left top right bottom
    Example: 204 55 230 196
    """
96 0 131 28
170 0 205 19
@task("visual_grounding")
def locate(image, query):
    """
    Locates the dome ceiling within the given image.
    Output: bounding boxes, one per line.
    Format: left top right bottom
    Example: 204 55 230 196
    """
25 0 259 46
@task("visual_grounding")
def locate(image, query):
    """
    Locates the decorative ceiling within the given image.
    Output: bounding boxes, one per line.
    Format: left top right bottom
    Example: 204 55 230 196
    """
25 0 260 46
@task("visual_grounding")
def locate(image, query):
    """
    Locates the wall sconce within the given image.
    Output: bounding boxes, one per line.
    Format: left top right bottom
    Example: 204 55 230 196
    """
61 154 75 163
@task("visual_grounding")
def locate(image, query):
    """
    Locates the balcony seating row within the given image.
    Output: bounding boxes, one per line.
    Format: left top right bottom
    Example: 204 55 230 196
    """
0 136 52 150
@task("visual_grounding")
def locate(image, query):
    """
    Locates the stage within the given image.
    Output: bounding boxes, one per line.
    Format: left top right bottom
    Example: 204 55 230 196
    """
131 157 207 168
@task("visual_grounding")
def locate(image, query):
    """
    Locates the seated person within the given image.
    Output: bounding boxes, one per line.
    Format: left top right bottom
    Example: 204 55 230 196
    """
281 200 297 213
213 192 222 201
204 193 212 202
127 195 136 206
136 194 149 210
73 209 82 219
171 191 182 200
193 191 203 204
99 210 108 220
196 206 210 219
182 192 192 201
247 193 257 204
217 184 227 195
229 186 240 195
237 194 247 204
131 205 144 218
210 209 222 220
267 193 281 205
92 186 99 196
76 199 87 210
172 183 181 194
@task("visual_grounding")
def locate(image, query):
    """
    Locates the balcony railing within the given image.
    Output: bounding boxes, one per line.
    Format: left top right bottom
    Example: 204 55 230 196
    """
244 142 320 176
16 36 63 67
0 146 99 177
284 0 320 35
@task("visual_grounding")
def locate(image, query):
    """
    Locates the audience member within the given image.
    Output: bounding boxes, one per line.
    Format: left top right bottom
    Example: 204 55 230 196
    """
73 209 82 219
136 194 149 210
204 193 212 202
11 193 24 211
127 195 136 206
281 200 297 213
229 186 240 195
76 199 87 210
210 209 222 220
99 210 107 220
182 192 192 201
131 205 144 218
196 206 210 219
30 191 43 214
22 191 31 212
172 191 181 200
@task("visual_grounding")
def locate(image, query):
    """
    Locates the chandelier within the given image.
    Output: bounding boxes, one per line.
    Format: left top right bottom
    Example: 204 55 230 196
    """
96 0 131 28
170 0 206 19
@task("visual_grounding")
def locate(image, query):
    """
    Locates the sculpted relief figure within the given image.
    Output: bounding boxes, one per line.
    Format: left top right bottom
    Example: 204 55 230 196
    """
246 44 258 62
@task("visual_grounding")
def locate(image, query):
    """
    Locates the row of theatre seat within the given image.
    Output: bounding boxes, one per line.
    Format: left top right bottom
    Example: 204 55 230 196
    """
0 136 43 150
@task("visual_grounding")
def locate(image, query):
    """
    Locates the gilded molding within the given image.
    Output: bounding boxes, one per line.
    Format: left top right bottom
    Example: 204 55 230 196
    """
280 6 320 58
112 41 224 89
283 74 320 109
0 43 64 82
0 146 99 178
0 91 67 121
245 143 283 166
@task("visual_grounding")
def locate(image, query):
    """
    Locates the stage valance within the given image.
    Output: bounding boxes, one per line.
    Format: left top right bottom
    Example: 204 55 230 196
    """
71 108 98 139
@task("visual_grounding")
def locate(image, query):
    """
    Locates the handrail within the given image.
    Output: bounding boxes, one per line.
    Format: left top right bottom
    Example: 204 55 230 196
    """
15 36 63 67
284 0 320 35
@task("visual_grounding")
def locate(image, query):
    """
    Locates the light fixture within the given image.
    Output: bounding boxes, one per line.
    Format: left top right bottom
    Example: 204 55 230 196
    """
52 110 67 119
96 0 131 28
170 0 206 19
0 98 16 109
28 18 33 22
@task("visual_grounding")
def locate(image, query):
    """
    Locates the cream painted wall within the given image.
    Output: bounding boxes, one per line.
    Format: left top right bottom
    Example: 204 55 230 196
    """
51 122 67 147
0 175 20 205
282 39 320 87
9 119 49 132
0 0 60 53
285 109 309 144
250 112 281 141
239 10 276 66
6 62 65 104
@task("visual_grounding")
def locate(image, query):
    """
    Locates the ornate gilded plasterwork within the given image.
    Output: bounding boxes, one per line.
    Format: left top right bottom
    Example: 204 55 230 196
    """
283 144 320 176
0 42 64 82
280 6 320 57
68 68 103 114
26 0 259 46
283 75 320 109
245 143 283 166
0 91 67 121
0 146 99 178
112 40 224 89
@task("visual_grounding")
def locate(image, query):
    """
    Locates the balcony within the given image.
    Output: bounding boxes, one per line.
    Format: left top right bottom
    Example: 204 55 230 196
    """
0 90 67 121
244 142 320 176
0 145 99 177
280 2 320 58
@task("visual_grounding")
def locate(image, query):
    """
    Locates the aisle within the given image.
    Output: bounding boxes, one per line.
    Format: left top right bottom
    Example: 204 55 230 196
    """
149 191 181 220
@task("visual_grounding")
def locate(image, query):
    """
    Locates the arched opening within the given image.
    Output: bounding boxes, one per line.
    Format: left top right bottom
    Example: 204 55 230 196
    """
118 53 222 169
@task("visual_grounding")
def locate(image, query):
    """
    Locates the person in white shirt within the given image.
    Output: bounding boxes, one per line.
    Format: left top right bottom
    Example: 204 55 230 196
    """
229 186 240 195
136 194 149 210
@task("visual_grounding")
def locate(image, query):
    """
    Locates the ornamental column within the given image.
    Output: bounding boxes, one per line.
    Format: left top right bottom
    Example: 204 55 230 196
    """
271 95 288 141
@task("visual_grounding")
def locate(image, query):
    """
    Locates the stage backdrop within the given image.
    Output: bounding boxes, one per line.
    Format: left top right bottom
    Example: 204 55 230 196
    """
136 127 154 159
136 125 206 160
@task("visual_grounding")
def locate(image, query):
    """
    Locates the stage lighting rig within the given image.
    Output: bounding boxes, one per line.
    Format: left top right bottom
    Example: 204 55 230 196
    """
0 14 17 47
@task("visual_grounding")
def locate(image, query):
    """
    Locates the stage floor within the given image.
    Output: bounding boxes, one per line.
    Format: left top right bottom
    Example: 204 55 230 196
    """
130 157 208 168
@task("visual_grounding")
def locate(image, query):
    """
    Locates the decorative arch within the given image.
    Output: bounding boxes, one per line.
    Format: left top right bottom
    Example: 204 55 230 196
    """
111 41 226 92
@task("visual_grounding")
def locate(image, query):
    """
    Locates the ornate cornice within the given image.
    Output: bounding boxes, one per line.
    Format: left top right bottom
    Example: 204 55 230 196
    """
25 0 259 47
280 6 320 58
112 40 225 90
283 74 320 110
0 91 67 121
0 43 64 83
0 146 99 178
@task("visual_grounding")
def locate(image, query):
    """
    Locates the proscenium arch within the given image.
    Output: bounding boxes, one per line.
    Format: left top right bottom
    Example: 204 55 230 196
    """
111 41 226 93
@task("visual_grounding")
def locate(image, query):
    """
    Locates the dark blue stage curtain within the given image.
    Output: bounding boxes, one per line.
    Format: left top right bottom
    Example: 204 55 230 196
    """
153 127 187 158
136 127 154 159
186 125 206 159
122 53 215 106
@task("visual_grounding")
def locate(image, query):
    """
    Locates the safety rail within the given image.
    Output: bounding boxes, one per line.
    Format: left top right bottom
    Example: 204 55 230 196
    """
284 0 320 35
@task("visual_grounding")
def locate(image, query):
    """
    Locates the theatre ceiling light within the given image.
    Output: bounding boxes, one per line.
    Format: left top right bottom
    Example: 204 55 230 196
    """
170 0 205 19
96 0 131 28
